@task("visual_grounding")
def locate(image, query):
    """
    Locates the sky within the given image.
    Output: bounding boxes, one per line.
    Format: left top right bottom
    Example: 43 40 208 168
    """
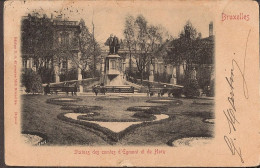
17 1 215 46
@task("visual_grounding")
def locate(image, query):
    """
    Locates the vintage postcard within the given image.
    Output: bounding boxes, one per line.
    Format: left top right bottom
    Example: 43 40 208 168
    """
3 0 260 167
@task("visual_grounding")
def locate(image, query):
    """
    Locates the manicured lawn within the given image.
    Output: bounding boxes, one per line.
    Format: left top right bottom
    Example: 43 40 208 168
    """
21 94 214 146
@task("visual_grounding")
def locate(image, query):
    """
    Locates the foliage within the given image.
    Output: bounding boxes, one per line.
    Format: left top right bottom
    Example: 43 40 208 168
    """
154 72 171 83
183 79 200 98
144 106 165 114
123 14 169 83
77 19 102 78
179 20 200 39
21 69 43 94
59 68 78 82
38 67 54 83
132 112 156 120
208 79 215 97
21 12 102 81
21 13 54 71
159 20 206 76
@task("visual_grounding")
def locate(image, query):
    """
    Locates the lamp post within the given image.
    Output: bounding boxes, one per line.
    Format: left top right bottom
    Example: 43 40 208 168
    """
100 55 104 85
164 64 167 83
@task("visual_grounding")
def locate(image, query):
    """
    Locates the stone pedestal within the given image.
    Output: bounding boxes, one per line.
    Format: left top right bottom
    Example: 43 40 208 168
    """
104 54 124 86
79 85 83 93
149 75 154 82
77 68 82 80
170 78 176 85
54 65 60 83
77 52 82 81
170 66 177 85
149 64 154 82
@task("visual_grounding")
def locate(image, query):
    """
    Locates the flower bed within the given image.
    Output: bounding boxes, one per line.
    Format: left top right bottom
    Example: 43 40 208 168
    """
192 100 214 105
144 106 168 114
73 106 103 113
46 97 82 106
21 131 48 146
132 112 156 121
57 112 171 143
126 106 151 111
95 96 129 101
171 137 213 147
181 111 214 119
146 99 183 106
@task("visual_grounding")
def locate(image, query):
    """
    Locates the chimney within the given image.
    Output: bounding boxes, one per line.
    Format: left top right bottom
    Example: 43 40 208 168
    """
209 22 213 37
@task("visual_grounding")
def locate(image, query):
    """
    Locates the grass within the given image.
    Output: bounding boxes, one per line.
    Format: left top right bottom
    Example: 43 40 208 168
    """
21 94 214 146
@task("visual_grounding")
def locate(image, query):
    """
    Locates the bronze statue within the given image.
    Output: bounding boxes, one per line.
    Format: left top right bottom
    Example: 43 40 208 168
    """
105 34 120 54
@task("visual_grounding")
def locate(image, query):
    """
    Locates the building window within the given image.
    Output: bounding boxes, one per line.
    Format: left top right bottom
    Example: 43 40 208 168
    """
60 32 70 47
22 58 27 68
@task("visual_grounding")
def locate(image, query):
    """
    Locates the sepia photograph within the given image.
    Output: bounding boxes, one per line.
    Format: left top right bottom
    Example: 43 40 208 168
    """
19 1 215 146
4 0 260 167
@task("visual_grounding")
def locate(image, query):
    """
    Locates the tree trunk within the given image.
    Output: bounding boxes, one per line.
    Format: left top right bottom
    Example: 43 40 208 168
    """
129 51 132 73
141 70 143 84
92 19 96 78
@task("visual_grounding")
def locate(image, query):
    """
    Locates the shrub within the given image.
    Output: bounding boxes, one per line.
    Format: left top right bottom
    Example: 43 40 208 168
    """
61 105 102 111
59 68 78 82
21 69 43 94
127 106 151 112
38 67 54 83
73 106 103 113
77 112 100 120
144 106 168 114
208 79 215 97
169 88 183 98
138 86 148 93
132 112 156 120
183 79 200 98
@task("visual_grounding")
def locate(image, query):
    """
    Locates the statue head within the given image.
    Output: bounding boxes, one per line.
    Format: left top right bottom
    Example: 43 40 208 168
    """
110 34 113 38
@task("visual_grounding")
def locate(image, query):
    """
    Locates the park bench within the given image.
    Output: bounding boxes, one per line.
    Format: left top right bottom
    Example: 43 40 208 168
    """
92 85 134 95
148 87 183 97
45 86 77 95
148 87 166 97
105 86 134 93
166 87 183 97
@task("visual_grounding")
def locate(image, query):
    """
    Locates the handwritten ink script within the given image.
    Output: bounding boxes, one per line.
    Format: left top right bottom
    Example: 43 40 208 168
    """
223 29 251 163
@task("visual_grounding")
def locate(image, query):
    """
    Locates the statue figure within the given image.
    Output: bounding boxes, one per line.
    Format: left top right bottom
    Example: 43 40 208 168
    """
105 34 120 54
105 34 114 54
113 35 120 54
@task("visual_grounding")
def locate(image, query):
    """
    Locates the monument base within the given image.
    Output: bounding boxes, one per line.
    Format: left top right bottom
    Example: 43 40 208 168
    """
104 74 125 86
149 75 154 82
170 78 177 85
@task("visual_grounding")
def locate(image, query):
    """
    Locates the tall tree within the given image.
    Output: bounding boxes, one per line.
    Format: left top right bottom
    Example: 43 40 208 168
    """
162 20 202 81
123 14 168 83
134 15 150 83
123 15 135 73
21 13 54 72
179 20 199 39
73 19 101 78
